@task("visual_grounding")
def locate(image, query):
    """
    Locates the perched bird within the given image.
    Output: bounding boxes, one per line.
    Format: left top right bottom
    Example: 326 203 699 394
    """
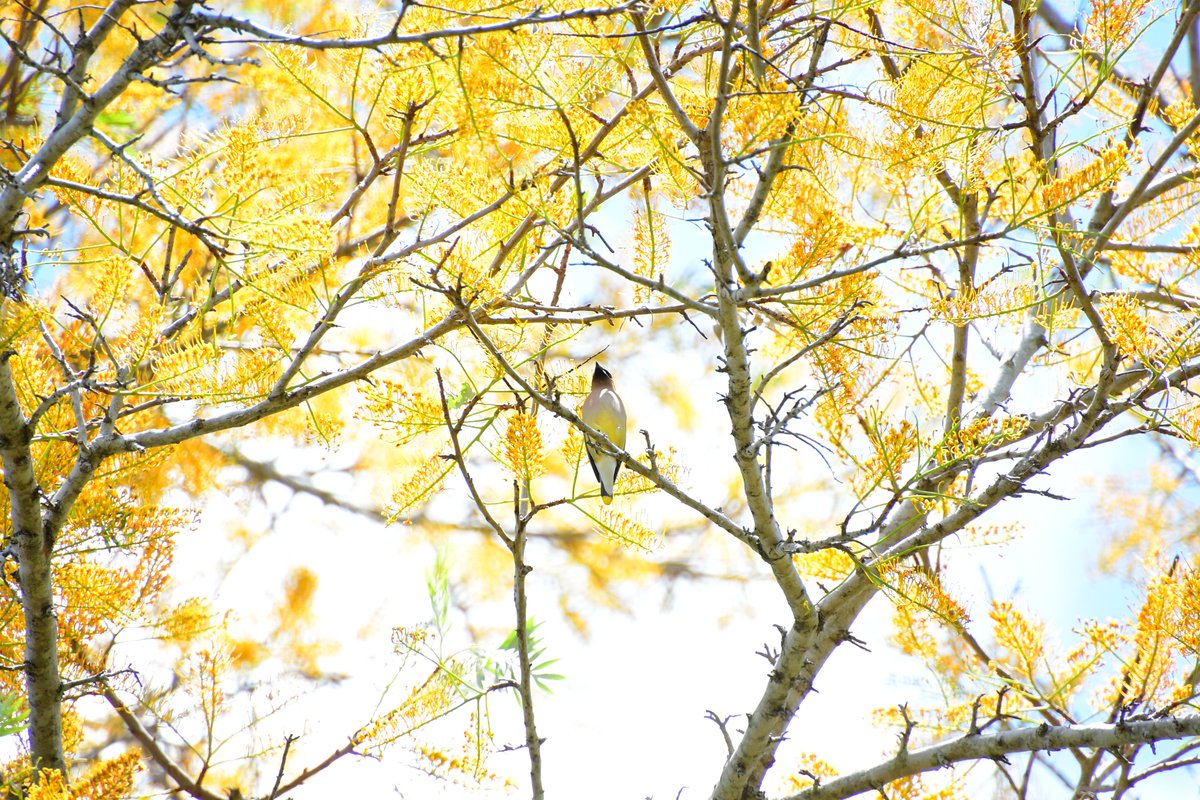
580 362 627 505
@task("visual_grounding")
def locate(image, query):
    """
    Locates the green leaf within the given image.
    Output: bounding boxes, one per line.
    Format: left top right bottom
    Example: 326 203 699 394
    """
0 691 29 738
447 382 476 409
97 109 137 129
426 549 451 636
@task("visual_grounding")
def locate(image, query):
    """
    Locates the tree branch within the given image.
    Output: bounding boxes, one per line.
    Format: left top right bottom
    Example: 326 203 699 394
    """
0 352 64 776
194 2 640 50
786 716 1200 800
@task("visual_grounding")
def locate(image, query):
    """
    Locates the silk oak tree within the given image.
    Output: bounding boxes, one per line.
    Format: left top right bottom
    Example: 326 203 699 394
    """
1 0 1200 797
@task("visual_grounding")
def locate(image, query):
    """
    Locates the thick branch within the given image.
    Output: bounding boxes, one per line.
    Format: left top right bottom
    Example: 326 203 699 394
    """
0 0 197 238
0 353 64 775
786 716 1200 800
96 315 464 455
710 503 922 800
195 3 639 50
101 683 224 800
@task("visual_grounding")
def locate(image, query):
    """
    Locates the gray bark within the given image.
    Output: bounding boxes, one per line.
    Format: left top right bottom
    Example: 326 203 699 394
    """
0 353 63 775
787 716 1200 800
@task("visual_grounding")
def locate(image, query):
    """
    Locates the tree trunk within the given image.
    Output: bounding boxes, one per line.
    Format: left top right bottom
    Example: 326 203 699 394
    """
0 353 65 776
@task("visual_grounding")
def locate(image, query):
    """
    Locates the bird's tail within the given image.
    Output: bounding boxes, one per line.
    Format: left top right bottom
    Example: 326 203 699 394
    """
602 494 613 506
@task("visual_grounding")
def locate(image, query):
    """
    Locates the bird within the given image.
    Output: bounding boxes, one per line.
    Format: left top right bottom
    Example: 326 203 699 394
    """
580 362 626 505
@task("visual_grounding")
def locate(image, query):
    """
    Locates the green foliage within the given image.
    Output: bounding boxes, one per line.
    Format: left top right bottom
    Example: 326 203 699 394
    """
0 691 28 738
497 620 564 694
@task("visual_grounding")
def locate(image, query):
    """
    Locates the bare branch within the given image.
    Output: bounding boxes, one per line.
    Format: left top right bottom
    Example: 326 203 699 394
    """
193 2 641 50
101 682 224 800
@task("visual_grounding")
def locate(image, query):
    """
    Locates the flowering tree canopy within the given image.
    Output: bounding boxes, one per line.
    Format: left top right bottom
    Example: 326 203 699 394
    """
2 0 1200 797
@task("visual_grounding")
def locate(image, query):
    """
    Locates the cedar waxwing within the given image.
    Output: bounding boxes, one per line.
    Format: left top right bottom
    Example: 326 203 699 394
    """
580 363 626 505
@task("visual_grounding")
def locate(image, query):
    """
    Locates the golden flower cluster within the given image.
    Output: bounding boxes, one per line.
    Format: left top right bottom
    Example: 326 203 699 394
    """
855 415 921 496
931 283 1039 325
22 752 142 800
793 547 856 583
1035 141 1131 214
934 414 1027 464
880 560 970 630
614 449 681 497
358 379 445 445
159 597 215 644
989 600 1045 682
1099 292 1200 369
1083 0 1155 52
595 506 661 551
500 412 545 480
353 666 462 755
388 455 453 523
781 752 838 792
630 203 671 304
